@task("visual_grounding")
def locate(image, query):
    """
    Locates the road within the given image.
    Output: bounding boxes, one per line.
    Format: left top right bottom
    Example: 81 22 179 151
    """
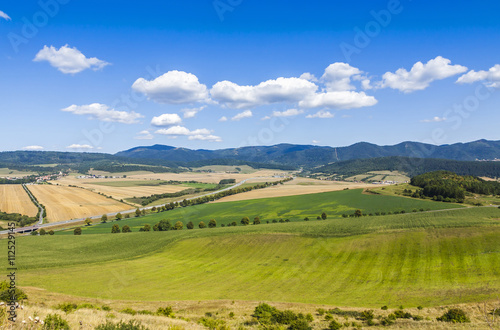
1 176 275 234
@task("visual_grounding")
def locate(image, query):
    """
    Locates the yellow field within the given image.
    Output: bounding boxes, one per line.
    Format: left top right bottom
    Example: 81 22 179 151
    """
213 178 374 203
0 185 38 216
28 185 129 222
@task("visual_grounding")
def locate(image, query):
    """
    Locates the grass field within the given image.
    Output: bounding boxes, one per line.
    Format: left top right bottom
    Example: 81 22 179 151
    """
7 206 500 308
345 170 410 183
0 168 37 177
28 185 129 222
0 185 38 216
191 165 257 174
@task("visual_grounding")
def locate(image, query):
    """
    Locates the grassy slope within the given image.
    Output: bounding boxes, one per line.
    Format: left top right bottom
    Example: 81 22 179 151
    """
7 204 500 307
67 189 464 234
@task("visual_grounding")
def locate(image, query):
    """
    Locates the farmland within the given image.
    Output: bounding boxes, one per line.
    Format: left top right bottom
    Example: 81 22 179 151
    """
0 185 38 216
0 167 37 177
28 185 129 222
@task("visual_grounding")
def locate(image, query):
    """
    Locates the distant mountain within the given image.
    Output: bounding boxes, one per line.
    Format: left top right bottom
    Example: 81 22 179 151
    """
115 140 500 167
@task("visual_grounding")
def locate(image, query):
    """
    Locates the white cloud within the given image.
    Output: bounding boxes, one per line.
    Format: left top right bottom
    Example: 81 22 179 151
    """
155 125 191 136
182 105 206 118
62 103 143 124
150 113 182 127
271 109 304 117
218 116 228 122
132 70 209 104
420 116 446 123
66 144 94 150
312 140 320 144
0 10 11 21
210 77 318 109
135 130 153 140
155 126 221 142
379 56 467 93
188 134 222 142
299 72 318 82
261 116 271 121
33 45 110 74
22 145 44 151
231 110 253 121
456 64 500 88
306 110 335 119
299 91 377 109
321 62 362 91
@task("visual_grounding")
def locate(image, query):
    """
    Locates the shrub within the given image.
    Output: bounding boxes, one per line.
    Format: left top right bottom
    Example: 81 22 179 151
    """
95 320 148 330
316 308 326 316
143 224 151 232
156 219 172 231
316 216 321 220
208 219 217 228
199 221 206 229
101 214 108 223
174 221 183 230
304 217 309 221
198 317 227 329
120 308 137 315
115 213 122 220
288 318 311 330
156 306 175 317
241 216 250 225
380 316 394 326
393 310 412 319
381 305 388 310
187 221 194 229
42 314 70 329
231 221 237 226
417 305 423 310
437 308 470 323
55 302 78 313
360 310 374 321
122 225 131 233
253 216 261 225
48 230 54 235
73 227 82 235
321 212 327 220
39 228 46 235
328 319 342 330
0 280 28 301
111 224 120 234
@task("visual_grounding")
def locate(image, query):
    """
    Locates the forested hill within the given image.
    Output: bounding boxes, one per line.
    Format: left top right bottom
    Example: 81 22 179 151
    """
312 156 500 178
116 139 500 167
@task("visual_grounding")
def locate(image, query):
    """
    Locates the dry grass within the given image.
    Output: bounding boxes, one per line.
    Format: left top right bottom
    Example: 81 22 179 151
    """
126 170 289 184
28 185 128 222
212 178 374 203
0 185 38 216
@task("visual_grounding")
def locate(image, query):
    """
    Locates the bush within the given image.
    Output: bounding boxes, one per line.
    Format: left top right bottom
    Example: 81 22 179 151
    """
253 216 261 225
48 230 54 235
156 219 171 231
380 316 394 326
304 217 309 221
437 308 470 323
111 224 120 233
288 318 311 330
208 219 217 228
199 221 206 228
187 221 194 229
0 280 28 302
143 224 151 231
198 316 227 330
328 319 342 330
321 212 327 220
231 221 237 226
381 305 388 310
42 314 70 329
55 302 78 313
101 214 108 223
174 221 183 230
156 306 175 317
74 227 82 235
120 308 137 315
40 228 46 235
241 216 250 225
122 225 131 233
95 320 148 330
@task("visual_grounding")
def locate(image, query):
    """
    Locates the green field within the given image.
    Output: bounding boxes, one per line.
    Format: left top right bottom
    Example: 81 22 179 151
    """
7 205 500 307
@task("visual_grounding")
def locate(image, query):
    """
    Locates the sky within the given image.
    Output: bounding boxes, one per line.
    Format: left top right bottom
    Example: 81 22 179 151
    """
1 0 500 153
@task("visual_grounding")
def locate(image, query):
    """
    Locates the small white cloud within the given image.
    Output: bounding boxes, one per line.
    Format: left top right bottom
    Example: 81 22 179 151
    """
299 72 318 82
155 125 191 136
420 116 446 123
132 70 209 104
150 113 182 127
321 62 362 91
0 10 11 21
456 64 500 88
135 130 154 140
271 109 304 117
66 144 94 150
188 134 222 142
231 110 253 121
33 45 110 74
22 145 44 151
306 110 335 119
182 105 206 118
312 140 320 144
261 116 271 121
379 56 467 93
62 103 143 124
300 91 377 109
155 126 221 142
218 116 228 122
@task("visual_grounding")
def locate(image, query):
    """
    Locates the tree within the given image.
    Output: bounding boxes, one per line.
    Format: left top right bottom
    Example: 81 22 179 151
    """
208 219 217 228
231 221 237 226
316 216 321 220
84 218 92 226
152 207 157 212
111 224 120 233
253 216 261 225
115 213 122 220
122 225 132 233
48 230 54 235
135 208 141 217
39 228 46 235
143 224 151 232
157 219 172 231
101 214 108 223
354 209 363 217
199 221 206 229
74 227 82 235
186 221 194 229
304 217 309 221
174 221 183 230
321 212 327 220
241 216 250 225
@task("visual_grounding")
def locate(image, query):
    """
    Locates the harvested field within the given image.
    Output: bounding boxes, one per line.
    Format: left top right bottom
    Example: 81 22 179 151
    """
28 185 128 222
0 185 38 216
213 178 374 203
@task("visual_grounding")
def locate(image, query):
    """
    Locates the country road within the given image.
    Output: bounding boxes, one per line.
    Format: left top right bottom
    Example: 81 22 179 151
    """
1 176 278 235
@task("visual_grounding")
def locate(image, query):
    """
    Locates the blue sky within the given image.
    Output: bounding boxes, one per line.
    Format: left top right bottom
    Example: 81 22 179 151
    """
1 0 500 153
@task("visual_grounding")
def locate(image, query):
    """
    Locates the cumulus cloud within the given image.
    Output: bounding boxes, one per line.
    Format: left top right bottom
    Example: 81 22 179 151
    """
135 130 154 140
378 56 467 93
33 45 110 74
299 72 318 82
22 145 44 151
271 109 304 117
218 116 228 122
132 70 209 104
155 125 221 142
420 116 446 123
306 110 335 119
182 105 206 118
62 103 143 124
321 62 362 91
66 144 94 150
231 110 253 121
456 64 500 88
150 113 182 127
210 77 318 109
299 91 377 109
312 140 320 144
0 10 11 21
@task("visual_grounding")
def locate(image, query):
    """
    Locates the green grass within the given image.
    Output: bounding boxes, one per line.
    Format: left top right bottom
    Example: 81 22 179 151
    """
0 168 37 177
6 206 500 307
